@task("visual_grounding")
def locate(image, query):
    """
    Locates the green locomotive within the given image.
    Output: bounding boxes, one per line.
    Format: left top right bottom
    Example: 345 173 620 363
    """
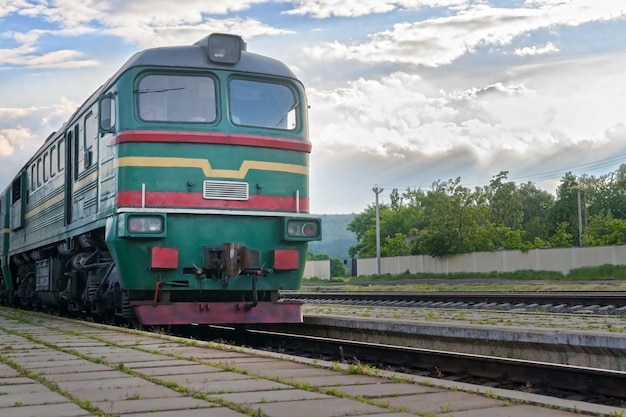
0 34 321 325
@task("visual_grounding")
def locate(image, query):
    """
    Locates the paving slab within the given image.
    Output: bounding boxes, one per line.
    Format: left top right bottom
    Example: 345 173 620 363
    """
0 402 92 417
49 341 107 348
69 346 124 354
70 385 184 402
46 370 134 382
19 359 91 369
229 359 319 371
0 342 41 350
214 355 285 364
214 388 333 404
119 407 248 417
449 403 591 416
134 363 222 376
156 370 251 385
230 359 324 375
354 414 415 417
0 382 53 395
57 375 153 391
329 382 443 397
253 367 348 379
249 397 390 417
158 345 251 359
377 391 503 414
33 362 113 375
122 359 195 368
186 377 293 394
1 351 74 361
89 352 164 363
93 397 216 414
0 364 20 377
0 377 41 386
0 390 69 407
293 374 388 387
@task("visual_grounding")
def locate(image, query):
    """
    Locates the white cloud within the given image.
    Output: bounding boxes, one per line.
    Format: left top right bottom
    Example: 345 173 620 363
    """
0 127 37 156
0 0 29 18
1 0 296 66
0 27 99 69
285 0 467 18
103 18 294 49
0 98 79 184
5 1 287 48
514 42 558 56
304 2 626 67
306 47 626 212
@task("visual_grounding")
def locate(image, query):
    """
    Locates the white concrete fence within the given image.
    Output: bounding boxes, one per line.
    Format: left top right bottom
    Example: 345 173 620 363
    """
303 259 331 279
303 244 626 279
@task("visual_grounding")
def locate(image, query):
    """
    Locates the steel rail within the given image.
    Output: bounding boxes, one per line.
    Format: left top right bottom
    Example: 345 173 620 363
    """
281 290 626 308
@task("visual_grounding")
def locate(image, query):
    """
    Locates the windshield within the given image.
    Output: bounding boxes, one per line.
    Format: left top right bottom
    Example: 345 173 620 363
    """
137 74 216 123
229 79 298 130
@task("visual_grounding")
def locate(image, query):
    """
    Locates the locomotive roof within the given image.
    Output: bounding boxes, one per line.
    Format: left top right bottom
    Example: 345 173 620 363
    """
30 34 300 173
102 35 298 91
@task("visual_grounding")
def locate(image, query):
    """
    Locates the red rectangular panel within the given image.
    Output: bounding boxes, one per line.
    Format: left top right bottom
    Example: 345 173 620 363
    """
150 247 179 269
132 301 303 325
274 249 299 270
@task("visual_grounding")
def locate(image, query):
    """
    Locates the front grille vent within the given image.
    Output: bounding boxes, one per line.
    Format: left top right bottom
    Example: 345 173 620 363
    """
203 180 249 201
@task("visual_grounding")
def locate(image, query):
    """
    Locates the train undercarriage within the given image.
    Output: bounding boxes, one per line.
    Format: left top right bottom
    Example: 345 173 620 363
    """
0 230 303 326
0 231 132 325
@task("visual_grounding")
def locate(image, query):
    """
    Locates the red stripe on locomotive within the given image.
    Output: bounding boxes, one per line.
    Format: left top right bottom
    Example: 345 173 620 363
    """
114 130 312 152
117 191 310 212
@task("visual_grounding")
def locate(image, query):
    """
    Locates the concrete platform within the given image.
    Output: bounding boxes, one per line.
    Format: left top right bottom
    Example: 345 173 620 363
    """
0 307 623 417
298 313 626 371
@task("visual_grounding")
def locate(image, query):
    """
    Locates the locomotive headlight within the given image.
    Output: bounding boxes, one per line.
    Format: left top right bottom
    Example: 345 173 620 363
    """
118 213 167 238
128 216 164 233
206 33 245 64
284 218 322 241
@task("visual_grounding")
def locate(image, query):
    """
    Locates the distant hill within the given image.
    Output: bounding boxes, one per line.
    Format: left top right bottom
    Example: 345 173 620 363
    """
309 214 357 261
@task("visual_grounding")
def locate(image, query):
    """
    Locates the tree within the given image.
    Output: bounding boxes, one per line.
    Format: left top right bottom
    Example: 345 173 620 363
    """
580 165 626 221
518 181 554 242
582 211 626 245
330 258 347 278
550 222 574 247
548 172 580 242
347 205 379 258
382 233 410 256
487 171 523 229
347 188 427 258
420 178 489 256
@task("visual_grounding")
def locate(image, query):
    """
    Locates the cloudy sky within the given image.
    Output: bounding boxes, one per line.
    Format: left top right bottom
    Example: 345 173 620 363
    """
1 1 626 214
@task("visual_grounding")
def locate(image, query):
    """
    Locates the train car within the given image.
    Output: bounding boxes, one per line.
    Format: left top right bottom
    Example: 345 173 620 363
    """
0 33 321 326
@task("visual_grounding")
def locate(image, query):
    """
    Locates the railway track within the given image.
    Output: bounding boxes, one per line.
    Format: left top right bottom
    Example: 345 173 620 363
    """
188 325 626 407
280 290 626 315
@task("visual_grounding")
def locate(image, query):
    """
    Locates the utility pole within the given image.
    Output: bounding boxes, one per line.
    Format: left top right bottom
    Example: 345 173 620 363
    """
373 185 383 275
577 189 583 247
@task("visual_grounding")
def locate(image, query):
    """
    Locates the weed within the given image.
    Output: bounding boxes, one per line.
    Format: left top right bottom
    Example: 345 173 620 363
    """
484 389 498 399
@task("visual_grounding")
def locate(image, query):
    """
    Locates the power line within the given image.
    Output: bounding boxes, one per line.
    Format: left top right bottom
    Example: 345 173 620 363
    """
375 153 626 195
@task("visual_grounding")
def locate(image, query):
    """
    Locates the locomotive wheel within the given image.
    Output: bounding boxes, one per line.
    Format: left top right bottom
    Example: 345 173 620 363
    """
103 309 116 326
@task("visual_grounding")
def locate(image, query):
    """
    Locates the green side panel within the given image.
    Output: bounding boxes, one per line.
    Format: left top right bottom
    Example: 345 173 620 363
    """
105 214 308 292
1 190 11 290
118 143 309 198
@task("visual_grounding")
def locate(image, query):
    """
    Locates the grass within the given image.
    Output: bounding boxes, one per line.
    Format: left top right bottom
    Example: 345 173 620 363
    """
307 264 626 282
303 264 626 292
